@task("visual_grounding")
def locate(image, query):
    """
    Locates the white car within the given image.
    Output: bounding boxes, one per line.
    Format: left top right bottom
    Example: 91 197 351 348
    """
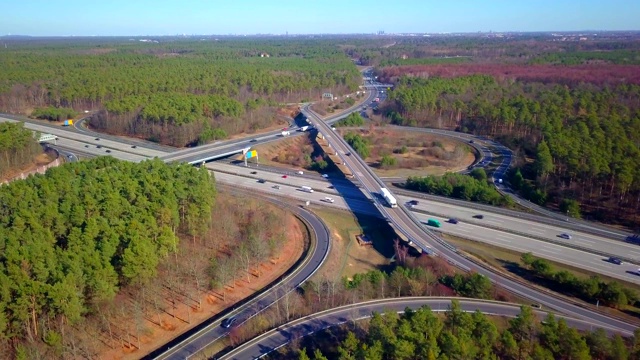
297 171 304 175
321 174 329 178
324 197 335 203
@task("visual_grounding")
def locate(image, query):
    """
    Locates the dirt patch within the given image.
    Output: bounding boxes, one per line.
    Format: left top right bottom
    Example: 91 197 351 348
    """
312 208 391 282
237 134 315 170
99 213 307 360
0 152 55 182
338 127 475 178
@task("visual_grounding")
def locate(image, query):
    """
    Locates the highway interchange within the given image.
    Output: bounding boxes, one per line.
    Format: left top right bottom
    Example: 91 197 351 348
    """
2 69 639 358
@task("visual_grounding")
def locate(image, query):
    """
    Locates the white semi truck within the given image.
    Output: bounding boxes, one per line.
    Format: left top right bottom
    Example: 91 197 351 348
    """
380 187 398 208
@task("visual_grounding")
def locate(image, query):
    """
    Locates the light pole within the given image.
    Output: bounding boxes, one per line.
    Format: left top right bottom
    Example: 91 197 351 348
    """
566 210 569 222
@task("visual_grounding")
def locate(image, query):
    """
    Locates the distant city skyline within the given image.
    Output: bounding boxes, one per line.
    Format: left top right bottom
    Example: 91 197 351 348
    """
1 0 638 37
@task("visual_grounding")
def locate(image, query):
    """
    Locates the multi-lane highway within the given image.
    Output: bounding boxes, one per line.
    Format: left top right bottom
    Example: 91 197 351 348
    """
221 297 631 360
3 71 639 358
302 102 638 336
206 162 640 284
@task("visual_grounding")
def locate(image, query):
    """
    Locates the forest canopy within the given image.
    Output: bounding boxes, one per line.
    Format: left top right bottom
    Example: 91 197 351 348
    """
0 121 43 177
0 157 216 341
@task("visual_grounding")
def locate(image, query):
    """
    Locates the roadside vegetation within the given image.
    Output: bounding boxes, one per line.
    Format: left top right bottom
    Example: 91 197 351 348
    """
339 128 474 176
378 65 640 228
282 304 639 360
0 157 300 359
0 39 361 146
406 168 511 207
0 122 44 177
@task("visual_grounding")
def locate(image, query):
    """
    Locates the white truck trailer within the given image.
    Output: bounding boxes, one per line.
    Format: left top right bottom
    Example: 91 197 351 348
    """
380 187 398 208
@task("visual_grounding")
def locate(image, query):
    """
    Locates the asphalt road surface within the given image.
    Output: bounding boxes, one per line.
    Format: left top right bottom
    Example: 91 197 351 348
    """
221 297 630 360
149 193 331 360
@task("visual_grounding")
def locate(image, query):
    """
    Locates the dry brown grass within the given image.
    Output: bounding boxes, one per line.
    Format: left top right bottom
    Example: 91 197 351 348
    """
338 127 475 177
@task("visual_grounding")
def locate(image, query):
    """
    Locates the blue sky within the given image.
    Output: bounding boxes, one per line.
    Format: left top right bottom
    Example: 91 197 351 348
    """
1 0 638 36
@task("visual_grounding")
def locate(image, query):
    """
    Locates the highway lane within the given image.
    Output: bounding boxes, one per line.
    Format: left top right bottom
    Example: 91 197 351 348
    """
48 136 150 162
207 163 640 284
208 162 640 265
0 116 167 158
414 213 640 284
149 188 331 360
221 297 629 360
407 199 640 263
303 105 639 335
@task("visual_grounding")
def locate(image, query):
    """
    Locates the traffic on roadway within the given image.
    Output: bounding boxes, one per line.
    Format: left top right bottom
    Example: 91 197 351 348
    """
221 297 631 360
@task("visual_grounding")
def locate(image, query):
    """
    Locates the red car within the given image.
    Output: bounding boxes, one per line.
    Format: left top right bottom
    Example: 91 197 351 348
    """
282 175 288 178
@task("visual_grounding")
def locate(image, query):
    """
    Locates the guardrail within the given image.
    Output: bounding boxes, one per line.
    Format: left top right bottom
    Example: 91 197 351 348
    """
409 206 639 265
146 183 331 360
389 186 632 241
220 296 628 359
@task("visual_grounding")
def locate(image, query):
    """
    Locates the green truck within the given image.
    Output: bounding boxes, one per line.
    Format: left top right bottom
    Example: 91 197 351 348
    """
426 219 441 228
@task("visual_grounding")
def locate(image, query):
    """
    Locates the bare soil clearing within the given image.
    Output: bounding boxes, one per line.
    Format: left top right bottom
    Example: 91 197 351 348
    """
100 212 306 360
338 128 475 178
0 152 55 182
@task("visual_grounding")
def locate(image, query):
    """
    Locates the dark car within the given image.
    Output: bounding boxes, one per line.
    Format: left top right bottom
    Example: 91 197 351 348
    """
95 138 100 141
345 152 351 156
250 171 258 174
257 179 266 183
131 145 137 148
96 145 102 148
84 144 89 148
448 218 459 224
469 140 475 144
408 200 419 206
473 214 484 219
250 139 257 143
221 316 237 329
105 149 111 153
608 257 623 265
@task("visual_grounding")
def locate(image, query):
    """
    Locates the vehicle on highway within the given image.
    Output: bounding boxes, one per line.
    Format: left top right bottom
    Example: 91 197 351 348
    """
84 144 89 148
345 152 351 156
105 150 111 153
408 200 419 206
469 140 474 143
321 174 329 178
95 138 100 140
250 139 257 142
426 219 441 228
282 175 288 178
297 171 304 175
131 145 137 148
531 303 542 309
250 171 257 174
273 185 281 190
221 316 237 329
328 185 334 189
559 233 572 240
473 214 484 219
300 186 314 193
323 197 334 203
448 218 459 224
96 145 102 148
608 257 623 265
380 188 398 208
257 179 266 183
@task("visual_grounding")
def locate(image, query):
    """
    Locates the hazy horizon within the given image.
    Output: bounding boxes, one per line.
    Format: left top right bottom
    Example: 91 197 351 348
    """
1 0 638 37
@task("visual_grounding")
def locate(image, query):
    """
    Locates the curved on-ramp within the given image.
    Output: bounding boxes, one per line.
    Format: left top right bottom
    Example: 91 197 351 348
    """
221 297 629 360
147 185 331 360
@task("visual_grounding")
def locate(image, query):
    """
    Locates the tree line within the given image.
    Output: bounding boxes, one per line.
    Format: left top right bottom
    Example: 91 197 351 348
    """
0 158 214 346
0 122 43 177
520 253 638 310
406 169 511 207
383 74 640 227
0 39 361 146
291 302 637 360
